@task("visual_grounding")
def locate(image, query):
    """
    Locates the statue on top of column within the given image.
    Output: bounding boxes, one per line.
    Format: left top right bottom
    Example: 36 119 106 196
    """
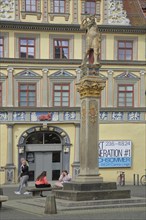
80 15 101 66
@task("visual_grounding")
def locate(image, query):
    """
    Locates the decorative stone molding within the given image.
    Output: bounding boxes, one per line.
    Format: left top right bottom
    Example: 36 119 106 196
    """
81 0 101 22
72 0 78 23
0 0 15 20
49 0 70 21
1 21 145 34
43 0 48 22
15 0 20 20
77 76 106 98
21 0 41 20
104 0 130 25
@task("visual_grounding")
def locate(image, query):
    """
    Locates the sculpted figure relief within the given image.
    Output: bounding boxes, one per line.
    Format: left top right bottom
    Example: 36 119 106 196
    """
80 15 101 65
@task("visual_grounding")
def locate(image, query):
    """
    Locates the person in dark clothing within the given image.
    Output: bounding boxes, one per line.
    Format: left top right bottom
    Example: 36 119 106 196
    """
14 158 30 195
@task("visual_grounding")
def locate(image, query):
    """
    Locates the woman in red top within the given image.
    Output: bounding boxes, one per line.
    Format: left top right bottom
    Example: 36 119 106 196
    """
35 171 51 188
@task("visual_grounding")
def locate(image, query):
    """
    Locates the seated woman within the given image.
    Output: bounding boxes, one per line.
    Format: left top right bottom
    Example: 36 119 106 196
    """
54 170 71 188
35 171 51 196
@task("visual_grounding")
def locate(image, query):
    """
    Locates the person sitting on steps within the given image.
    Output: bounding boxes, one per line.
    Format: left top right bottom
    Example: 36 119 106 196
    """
54 170 71 188
35 171 51 197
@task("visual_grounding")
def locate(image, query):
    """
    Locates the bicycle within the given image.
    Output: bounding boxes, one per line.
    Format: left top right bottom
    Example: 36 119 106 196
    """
140 169 146 185
117 171 125 186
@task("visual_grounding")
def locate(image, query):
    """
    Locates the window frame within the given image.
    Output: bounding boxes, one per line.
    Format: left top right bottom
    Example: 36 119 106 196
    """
117 40 133 61
117 84 134 108
53 83 70 107
114 36 138 61
53 0 65 13
0 37 4 58
25 0 37 12
53 39 69 59
19 38 35 59
18 82 37 107
85 0 96 15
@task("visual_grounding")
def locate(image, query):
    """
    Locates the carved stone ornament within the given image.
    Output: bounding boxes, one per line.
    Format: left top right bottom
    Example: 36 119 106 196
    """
89 102 98 124
77 76 106 98
81 100 86 124
107 0 130 25
0 0 15 20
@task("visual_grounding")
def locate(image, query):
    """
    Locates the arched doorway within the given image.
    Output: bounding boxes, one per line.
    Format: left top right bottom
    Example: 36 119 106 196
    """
18 126 71 181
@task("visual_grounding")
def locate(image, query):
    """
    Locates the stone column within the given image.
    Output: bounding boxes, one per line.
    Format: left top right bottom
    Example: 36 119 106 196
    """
107 70 114 107
7 67 14 107
140 70 146 107
75 68 81 107
76 65 106 182
5 124 15 184
42 68 49 107
72 123 80 178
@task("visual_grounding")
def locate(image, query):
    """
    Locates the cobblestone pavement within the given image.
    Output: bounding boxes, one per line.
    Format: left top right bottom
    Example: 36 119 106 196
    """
1 184 146 220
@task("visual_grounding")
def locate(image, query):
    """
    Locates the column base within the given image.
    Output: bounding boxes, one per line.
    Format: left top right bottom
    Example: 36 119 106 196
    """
71 162 80 179
74 174 103 183
5 164 16 184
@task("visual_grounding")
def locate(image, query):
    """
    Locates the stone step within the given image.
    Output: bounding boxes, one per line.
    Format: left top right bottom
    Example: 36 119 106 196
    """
56 197 146 211
53 189 131 201
63 182 117 191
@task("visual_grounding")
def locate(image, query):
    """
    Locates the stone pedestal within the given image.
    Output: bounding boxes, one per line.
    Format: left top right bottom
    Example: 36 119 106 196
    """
53 182 130 201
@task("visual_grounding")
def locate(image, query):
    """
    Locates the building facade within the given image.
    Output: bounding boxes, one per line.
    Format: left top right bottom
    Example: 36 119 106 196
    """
0 0 146 185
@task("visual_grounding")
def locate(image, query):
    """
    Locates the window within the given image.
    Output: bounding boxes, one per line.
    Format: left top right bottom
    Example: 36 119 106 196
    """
118 41 133 60
0 37 4 58
53 0 65 13
25 0 37 12
54 39 69 59
53 84 70 107
19 83 36 107
118 85 134 107
0 83 2 106
85 0 96 14
19 38 35 58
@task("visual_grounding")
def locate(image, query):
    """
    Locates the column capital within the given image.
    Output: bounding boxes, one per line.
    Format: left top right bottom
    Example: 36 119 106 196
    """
7 67 14 73
7 123 14 128
140 70 146 75
107 70 114 75
42 68 49 74
77 76 106 98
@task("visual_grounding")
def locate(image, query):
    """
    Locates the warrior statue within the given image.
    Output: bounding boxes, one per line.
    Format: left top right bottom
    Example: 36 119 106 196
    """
80 15 101 65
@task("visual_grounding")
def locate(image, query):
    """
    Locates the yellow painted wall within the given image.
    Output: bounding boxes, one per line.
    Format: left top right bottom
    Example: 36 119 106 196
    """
0 122 145 184
99 123 146 184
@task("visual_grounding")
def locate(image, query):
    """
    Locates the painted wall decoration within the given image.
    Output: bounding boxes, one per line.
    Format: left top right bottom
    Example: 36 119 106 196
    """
0 0 15 20
112 112 123 120
64 112 76 120
99 140 132 168
13 112 25 121
0 112 8 121
100 112 108 120
128 112 140 121
30 112 59 121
